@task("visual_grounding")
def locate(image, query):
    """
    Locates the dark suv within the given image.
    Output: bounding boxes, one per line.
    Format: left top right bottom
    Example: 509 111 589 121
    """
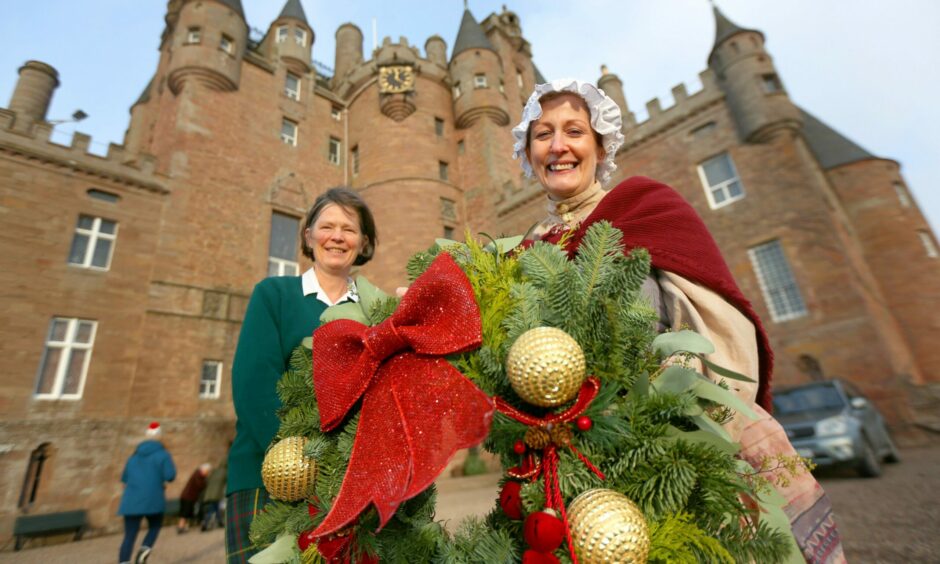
772 379 900 477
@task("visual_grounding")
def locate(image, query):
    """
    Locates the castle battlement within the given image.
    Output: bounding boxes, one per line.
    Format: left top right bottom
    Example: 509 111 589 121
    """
0 109 167 195
624 68 723 150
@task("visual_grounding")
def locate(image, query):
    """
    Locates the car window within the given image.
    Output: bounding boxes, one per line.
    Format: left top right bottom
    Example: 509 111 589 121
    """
773 385 846 414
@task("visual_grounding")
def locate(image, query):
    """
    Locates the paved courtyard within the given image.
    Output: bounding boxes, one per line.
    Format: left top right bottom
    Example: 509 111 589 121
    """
2 445 938 562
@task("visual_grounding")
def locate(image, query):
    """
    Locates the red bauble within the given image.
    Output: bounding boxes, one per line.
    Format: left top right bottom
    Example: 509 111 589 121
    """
523 509 565 553
575 415 593 431
297 529 317 552
499 481 524 520
513 440 527 454
522 549 561 564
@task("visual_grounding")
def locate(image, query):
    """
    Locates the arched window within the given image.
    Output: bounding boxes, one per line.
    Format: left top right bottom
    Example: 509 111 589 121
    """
19 443 51 509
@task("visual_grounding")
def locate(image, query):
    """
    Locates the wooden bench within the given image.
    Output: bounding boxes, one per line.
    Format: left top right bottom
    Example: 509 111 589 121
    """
13 510 87 551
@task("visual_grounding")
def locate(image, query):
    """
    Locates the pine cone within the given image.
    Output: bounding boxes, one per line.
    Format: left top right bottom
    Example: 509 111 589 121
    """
550 424 573 447
524 427 551 450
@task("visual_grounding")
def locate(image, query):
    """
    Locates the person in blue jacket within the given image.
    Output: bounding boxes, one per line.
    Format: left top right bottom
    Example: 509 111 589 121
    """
118 421 176 564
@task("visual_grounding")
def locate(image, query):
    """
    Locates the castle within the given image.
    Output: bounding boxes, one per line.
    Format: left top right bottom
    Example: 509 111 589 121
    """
1 0 937 538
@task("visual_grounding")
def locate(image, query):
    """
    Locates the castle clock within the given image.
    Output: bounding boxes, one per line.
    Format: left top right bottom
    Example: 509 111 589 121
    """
379 65 415 94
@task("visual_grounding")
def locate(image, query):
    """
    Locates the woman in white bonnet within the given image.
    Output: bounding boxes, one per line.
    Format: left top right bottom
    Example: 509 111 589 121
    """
513 79 846 564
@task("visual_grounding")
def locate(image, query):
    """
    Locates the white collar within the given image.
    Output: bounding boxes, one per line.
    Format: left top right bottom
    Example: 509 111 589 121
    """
301 268 359 307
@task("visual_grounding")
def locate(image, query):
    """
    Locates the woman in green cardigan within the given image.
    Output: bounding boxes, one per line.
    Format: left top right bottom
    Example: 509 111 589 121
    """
225 188 378 563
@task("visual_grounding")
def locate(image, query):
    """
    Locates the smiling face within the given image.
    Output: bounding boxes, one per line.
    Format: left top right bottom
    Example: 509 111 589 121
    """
526 93 606 201
304 203 367 277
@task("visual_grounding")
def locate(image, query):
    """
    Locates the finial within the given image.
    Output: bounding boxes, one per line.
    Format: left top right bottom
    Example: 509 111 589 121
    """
600 64 609 75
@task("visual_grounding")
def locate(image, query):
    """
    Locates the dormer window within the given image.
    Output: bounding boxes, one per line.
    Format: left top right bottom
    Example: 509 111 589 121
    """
186 27 201 45
295 29 307 47
276 26 289 44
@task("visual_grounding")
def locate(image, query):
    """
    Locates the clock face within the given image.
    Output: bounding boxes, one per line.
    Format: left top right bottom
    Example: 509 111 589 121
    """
379 65 415 94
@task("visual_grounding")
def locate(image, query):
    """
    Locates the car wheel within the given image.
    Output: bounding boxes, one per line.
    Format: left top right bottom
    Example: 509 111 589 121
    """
883 433 901 464
857 436 882 478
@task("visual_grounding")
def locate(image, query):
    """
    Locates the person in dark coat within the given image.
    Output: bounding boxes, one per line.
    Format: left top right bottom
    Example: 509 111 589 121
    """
177 463 211 533
200 460 227 531
118 421 176 564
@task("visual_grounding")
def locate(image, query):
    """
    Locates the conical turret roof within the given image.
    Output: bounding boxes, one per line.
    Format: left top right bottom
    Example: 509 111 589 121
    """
452 9 495 60
277 0 309 26
800 108 877 169
711 6 763 50
217 0 245 19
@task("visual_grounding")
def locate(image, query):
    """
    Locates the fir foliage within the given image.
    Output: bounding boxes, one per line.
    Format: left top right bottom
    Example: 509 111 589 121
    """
250 224 798 563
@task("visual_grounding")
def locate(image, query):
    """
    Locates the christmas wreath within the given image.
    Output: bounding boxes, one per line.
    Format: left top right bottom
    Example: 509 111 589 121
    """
249 222 806 563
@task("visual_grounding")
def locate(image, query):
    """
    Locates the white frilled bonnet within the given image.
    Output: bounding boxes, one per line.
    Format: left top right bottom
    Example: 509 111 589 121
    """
511 78 625 185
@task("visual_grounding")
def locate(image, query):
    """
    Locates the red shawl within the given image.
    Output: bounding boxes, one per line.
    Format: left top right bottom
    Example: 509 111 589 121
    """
539 176 774 411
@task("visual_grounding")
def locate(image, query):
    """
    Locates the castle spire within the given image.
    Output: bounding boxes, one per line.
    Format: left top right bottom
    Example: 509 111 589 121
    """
277 0 309 26
216 0 245 19
711 5 763 50
451 8 495 60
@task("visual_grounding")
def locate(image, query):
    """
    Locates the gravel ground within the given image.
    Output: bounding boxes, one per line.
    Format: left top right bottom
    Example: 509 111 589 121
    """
818 443 940 563
2 445 936 562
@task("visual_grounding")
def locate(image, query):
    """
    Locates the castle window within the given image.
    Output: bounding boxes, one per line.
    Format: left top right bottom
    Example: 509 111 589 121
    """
474 74 488 89
730 41 740 54
68 214 117 270
220 34 234 54
457 140 465 154
434 117 445 137
762 73 783 94
697 152 745 209
35 318 97 400
285 73 301 100
186 27 201 45
443 226 455 240
440 197 457 222
516 69 524 89
87 189 120 203
268 212 300 277
748 240 808 322
276 26 289 43
351 145 360 176
499 79 505 93
919 230 939 259
453 82 462 99
893 182 911 207
328 137 342 165
439 161 449 181
18 443 51 509
281 119 298 146
331 106 342 121
199 360 222 399
295 28 307 47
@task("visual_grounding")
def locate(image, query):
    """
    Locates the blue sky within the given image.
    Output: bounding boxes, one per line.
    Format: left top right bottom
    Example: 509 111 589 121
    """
1 1 938 233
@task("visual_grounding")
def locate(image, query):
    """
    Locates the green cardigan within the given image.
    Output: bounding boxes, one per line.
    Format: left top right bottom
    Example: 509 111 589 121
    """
226 276 328 494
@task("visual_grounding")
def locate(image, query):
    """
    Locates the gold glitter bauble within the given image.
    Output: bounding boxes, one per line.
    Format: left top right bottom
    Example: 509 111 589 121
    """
568 488 650 564
261 436 317 502
506 327 586 407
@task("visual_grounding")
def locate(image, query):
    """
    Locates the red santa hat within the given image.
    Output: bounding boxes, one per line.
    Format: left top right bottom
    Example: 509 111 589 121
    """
146 421 162 438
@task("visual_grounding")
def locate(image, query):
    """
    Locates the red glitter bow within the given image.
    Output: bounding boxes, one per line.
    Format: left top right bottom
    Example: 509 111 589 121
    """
312 253 495 537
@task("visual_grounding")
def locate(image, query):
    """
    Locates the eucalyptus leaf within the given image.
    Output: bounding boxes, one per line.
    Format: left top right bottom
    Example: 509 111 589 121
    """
434 238 463 250
355 275 392 317
691 413 731 442
483 235 525 255
664 425 740 455
701 357 756 383
301 336 312 350
248 533 297 564
652 330 716 356
651 365 700 394
320 301 369 325
691 378 758 420
632 371 650 397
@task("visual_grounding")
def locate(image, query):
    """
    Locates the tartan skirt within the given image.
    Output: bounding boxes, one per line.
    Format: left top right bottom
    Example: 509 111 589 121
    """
225 488 272 563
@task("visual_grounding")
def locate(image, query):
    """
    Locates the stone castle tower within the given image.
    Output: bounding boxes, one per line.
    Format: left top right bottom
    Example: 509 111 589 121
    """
0 1 937 537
